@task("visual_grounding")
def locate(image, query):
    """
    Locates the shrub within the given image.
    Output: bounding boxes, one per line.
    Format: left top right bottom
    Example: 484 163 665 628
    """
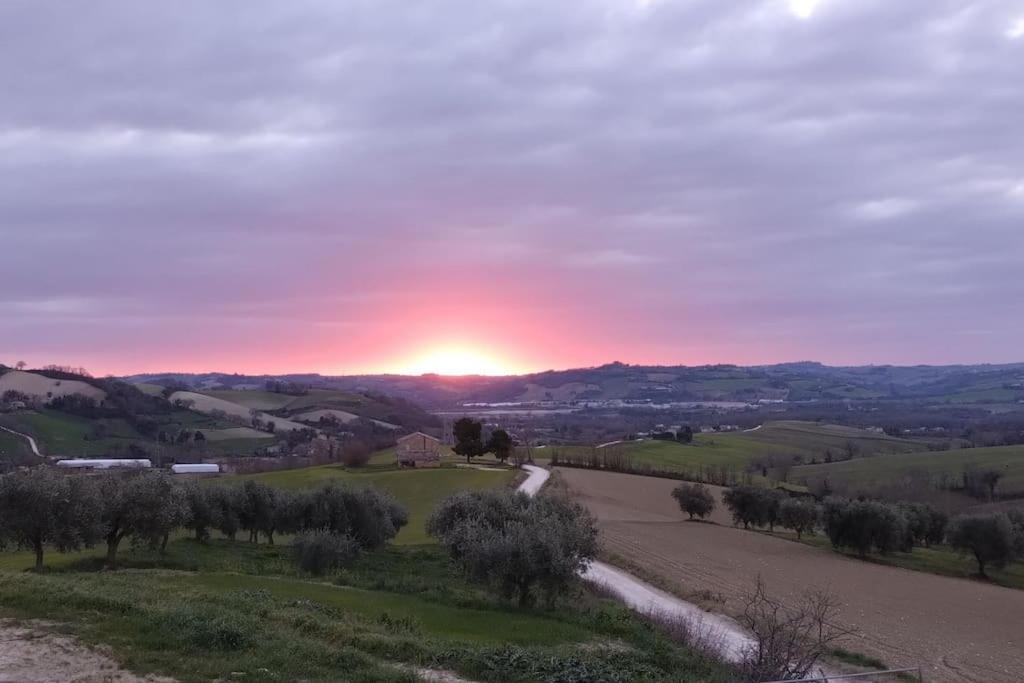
293 530 361 575
338 443 372 468
948 513 1016 577
738 577 854 681
777 498 819 540
670 483 716 520
428 490 598 607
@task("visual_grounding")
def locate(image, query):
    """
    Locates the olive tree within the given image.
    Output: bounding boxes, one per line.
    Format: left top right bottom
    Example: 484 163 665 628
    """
670 482 716 520
428 490 598 607
182 480 219 542
239 480 278 544
822 498 906 557
778 498 819 540
0 468 102 571
100 471 187 567
948 512 1016 577
208 484 243 540
722 486 784 530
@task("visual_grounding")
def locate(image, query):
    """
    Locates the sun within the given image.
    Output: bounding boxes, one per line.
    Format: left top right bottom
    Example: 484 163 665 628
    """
399 347 511 376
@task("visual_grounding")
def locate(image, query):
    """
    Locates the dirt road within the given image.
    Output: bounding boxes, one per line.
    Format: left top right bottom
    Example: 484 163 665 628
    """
558 467 1024 683
0 620 174 682
0 425 41 456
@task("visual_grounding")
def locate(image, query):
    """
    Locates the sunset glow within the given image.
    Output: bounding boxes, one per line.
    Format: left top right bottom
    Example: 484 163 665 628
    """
398 347 514 377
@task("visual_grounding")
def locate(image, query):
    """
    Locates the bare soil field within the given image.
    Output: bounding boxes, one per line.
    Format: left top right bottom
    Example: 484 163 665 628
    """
0 619 173 682
557 467 1024 682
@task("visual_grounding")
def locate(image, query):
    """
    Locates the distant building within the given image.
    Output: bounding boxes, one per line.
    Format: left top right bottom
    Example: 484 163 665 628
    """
395 432 441 468
171 463 220 475
56 459 151 470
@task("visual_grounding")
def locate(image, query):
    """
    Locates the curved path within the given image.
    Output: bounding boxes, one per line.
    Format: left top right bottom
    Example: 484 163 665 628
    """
517 465 756 664
0 425 41 456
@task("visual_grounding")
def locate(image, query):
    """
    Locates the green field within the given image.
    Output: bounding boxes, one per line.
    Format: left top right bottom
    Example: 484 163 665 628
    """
0 429 32 460
592 421 927 475
792 444 1024 496
225 463 517 544
0 408 277 458
0 540 731 682
0 409 144 456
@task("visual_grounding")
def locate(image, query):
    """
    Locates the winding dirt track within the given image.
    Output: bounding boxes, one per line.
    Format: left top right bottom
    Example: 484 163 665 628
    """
558 468 1024 683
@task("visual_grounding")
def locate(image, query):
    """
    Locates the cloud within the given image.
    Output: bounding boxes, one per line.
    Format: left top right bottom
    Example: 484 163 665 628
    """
566 249 661 268
850 197 922 221
1 0 1023 371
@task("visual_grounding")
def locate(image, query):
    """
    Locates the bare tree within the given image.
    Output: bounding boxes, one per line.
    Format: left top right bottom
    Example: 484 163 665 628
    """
737 576 854 681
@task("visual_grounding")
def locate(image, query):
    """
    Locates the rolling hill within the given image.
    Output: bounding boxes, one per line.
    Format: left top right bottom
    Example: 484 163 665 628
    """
126 361 1024 408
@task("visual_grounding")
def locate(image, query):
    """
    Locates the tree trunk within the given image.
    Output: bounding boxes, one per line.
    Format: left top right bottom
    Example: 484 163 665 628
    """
106 537 121 568
975 551 987 577
33 541 44 572
161 532 170 553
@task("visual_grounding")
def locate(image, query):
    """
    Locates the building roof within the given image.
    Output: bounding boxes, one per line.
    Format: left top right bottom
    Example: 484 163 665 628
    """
397 431 441 444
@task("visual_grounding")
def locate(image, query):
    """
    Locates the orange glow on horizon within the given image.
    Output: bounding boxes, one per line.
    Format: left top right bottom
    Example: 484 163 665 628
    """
396 346 519 376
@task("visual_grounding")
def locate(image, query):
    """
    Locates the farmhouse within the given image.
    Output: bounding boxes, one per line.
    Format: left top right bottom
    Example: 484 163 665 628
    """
395 431 441 468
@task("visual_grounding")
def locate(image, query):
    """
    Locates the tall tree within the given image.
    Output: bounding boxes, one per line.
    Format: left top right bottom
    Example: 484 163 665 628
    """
453 417 485 463
486 429 514 463
0 468 102 571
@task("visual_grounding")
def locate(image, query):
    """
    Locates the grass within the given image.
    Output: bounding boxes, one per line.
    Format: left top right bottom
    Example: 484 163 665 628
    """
0 407 265 458
0 409 143 456
590 421 926 476
791 443 1024 496
0 539 734 683
0 430 32 460
222 462 517 545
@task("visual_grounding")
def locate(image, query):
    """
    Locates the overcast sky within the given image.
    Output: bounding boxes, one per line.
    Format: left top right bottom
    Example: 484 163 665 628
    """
2 0 1023 375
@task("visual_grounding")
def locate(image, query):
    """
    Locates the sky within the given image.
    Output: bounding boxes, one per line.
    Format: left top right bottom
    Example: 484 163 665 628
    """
2 0 1023 376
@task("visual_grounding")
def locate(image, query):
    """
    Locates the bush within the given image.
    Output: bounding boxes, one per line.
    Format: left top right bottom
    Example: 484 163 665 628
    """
948 513 1016 577
338 442 373 468
670 483 716 520
777 498 818 540
428 490 598 607
293 530 361 575
822 498 906 557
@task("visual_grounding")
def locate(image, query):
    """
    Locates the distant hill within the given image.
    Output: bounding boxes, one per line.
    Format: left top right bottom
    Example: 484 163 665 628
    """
0 366 435 461
126 361 1024 408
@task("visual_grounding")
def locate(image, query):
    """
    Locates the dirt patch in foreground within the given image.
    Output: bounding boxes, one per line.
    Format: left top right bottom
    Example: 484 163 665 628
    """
558 467 1024 683
0 620 174 683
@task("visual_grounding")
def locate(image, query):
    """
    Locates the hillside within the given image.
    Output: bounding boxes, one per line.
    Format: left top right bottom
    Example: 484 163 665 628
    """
0 369 436 462
792 444 1024 498
126 361 1024 408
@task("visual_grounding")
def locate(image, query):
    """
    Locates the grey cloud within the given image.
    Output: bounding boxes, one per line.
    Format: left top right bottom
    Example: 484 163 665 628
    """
1 0 1023 369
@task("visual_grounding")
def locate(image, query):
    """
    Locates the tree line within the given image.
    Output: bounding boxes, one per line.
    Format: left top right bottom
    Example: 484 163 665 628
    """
671 482 1024 577
0 468 407 573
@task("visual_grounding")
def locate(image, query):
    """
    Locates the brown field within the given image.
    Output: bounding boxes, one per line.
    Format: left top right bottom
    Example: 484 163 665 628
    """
557 467 1024 683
